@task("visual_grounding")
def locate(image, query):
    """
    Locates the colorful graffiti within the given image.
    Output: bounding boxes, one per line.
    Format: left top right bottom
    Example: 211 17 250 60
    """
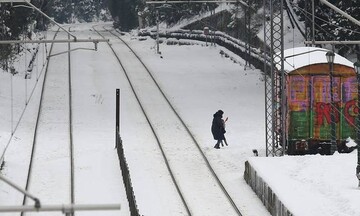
344 100 359 126
288 75 358 141
315 102 339 125
315 100 358 126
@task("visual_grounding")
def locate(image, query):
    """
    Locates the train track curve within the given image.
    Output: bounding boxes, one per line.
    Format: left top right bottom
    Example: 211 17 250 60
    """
93 26 244 216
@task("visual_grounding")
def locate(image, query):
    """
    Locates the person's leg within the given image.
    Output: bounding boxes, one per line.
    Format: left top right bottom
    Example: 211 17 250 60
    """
224 137 228 146
214 140 221 149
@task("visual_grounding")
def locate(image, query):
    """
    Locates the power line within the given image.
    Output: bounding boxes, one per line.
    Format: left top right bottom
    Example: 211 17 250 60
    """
291 3 360 57
146 0 250 8
292 4 360 36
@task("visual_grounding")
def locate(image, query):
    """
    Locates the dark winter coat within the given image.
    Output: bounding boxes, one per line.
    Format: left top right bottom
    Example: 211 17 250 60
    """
211 111 225 140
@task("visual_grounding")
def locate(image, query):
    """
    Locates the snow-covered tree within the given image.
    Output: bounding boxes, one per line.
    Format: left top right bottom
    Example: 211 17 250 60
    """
296 0 360 58
108 0 141 31
0 3 33 70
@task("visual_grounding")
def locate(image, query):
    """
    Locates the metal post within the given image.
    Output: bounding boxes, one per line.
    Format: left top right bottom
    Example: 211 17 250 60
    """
263 0 285 156
329 58 337 154
10 64 14 135
0 175 41 208
116 89 120 148
247 0 251 68
0 204 120 213
312 0 315 46
357 71 360 187
156 10 160 54
245 3 249 67
354 62 360 187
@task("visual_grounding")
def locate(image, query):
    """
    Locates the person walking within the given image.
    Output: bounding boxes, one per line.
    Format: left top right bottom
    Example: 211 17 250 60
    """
211 110 227 149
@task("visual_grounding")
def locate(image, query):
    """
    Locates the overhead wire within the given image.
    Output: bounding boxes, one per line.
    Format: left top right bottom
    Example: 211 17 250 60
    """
292 4 360 134
290 2 360 34
291 3 360 56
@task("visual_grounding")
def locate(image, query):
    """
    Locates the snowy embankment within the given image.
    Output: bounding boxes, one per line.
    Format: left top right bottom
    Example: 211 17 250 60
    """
0 25 128 216
2 19 359 216
0 33 47 165
122 32 271 216
248 152 360 216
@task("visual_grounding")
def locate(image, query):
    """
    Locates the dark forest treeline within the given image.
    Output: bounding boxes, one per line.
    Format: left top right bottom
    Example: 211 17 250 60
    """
295 0 360 57
0 0 110 69
1 0 360 68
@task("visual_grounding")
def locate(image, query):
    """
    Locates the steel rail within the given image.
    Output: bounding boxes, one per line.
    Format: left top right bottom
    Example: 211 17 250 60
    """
20 29 61 216
92 26 192 216
1 27 121 215
21 29 76 216
67 28 76 213
105 27 243 216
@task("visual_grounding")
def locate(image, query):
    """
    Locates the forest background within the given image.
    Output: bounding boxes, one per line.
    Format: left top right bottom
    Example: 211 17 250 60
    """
0 0 360 70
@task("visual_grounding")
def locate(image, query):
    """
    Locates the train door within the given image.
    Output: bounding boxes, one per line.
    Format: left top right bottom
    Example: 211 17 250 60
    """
288 75 311 140
311 76 341 140
339 76 358 140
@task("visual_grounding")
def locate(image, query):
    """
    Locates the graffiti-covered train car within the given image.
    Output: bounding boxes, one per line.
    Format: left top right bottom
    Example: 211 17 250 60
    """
284 47 358 155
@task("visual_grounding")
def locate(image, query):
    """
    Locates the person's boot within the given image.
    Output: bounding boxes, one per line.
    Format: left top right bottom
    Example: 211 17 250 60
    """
214 143 220 149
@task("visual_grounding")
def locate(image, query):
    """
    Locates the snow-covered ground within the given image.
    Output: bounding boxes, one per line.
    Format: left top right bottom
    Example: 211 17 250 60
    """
0 21 360 216
249 152 360 216
0 22 269 216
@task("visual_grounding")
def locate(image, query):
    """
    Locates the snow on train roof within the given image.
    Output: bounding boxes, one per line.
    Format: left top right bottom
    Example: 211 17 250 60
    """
276 46 354 73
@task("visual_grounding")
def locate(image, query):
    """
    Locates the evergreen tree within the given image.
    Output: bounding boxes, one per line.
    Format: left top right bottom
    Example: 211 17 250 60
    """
50 0 73 23
109 0 141 31
0 2 33 69
75 0 97 22
296 0 360 57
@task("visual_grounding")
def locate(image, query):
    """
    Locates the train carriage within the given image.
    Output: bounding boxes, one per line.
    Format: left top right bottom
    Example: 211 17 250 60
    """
281 47 358 155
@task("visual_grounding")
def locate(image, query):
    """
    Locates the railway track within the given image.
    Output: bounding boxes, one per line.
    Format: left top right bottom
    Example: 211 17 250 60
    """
93 26 244 216
21 29 75 216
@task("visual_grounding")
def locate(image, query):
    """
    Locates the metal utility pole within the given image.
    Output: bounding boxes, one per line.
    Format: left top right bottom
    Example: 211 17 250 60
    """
326 51 337 154
156 10 160 54
303 0 360 185
312 0 315 46
245 0 252 69
354 61 360 187
263 0 285 156
116 89 120 148
147 0 284 156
